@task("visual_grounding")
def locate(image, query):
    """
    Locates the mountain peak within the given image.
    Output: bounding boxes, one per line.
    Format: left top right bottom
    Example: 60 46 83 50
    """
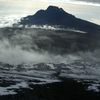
19 6 100 33
46 6 64 12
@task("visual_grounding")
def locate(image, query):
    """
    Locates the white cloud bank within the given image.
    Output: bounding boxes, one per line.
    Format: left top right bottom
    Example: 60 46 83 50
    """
1 0 100 6
0 39 80 65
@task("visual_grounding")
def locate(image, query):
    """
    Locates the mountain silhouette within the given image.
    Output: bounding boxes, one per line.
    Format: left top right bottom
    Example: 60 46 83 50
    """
19 6 100 33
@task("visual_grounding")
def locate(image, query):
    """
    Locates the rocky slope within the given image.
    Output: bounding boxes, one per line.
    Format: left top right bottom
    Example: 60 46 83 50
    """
0 60 100 96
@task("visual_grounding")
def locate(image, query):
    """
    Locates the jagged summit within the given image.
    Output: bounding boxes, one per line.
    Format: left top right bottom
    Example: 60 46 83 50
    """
34 6 66 17
19 5 76 27
19 5 100 33
46 6 64 12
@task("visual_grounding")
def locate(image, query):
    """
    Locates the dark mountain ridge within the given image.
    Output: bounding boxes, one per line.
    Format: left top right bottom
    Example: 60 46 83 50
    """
19 6 100 33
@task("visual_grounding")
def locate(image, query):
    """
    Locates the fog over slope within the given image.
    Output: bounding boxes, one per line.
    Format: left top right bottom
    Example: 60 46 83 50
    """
0 27 100 65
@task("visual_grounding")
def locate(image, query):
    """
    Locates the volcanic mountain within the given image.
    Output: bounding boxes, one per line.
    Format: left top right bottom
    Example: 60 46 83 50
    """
19 6 100 33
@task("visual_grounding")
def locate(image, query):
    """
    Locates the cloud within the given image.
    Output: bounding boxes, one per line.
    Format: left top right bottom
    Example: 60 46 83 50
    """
74 0 100 4
2 0 100 4
0 39 80 65
0 29 81 65
0 37 100 65
0 28 100 65
89 18 100 25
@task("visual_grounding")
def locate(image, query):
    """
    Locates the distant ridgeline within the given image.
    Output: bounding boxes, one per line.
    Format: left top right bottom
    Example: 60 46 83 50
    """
19 6 100 33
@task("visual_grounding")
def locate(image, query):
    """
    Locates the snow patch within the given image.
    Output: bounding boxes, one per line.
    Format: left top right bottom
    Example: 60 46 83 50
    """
0 60 100 95
0 82 29 96
87 84 100 92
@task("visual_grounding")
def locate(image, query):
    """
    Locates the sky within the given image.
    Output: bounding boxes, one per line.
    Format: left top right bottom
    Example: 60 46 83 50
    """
0 0 100 25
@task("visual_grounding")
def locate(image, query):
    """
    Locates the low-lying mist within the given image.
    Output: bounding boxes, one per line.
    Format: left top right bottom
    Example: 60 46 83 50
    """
0 28 100 65
0 39 80 65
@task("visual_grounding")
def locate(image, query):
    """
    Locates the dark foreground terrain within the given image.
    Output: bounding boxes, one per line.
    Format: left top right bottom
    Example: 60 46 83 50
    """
0 78 100 100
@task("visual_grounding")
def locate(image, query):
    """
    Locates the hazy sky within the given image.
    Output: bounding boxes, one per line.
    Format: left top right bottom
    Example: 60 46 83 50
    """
0 0 100 25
